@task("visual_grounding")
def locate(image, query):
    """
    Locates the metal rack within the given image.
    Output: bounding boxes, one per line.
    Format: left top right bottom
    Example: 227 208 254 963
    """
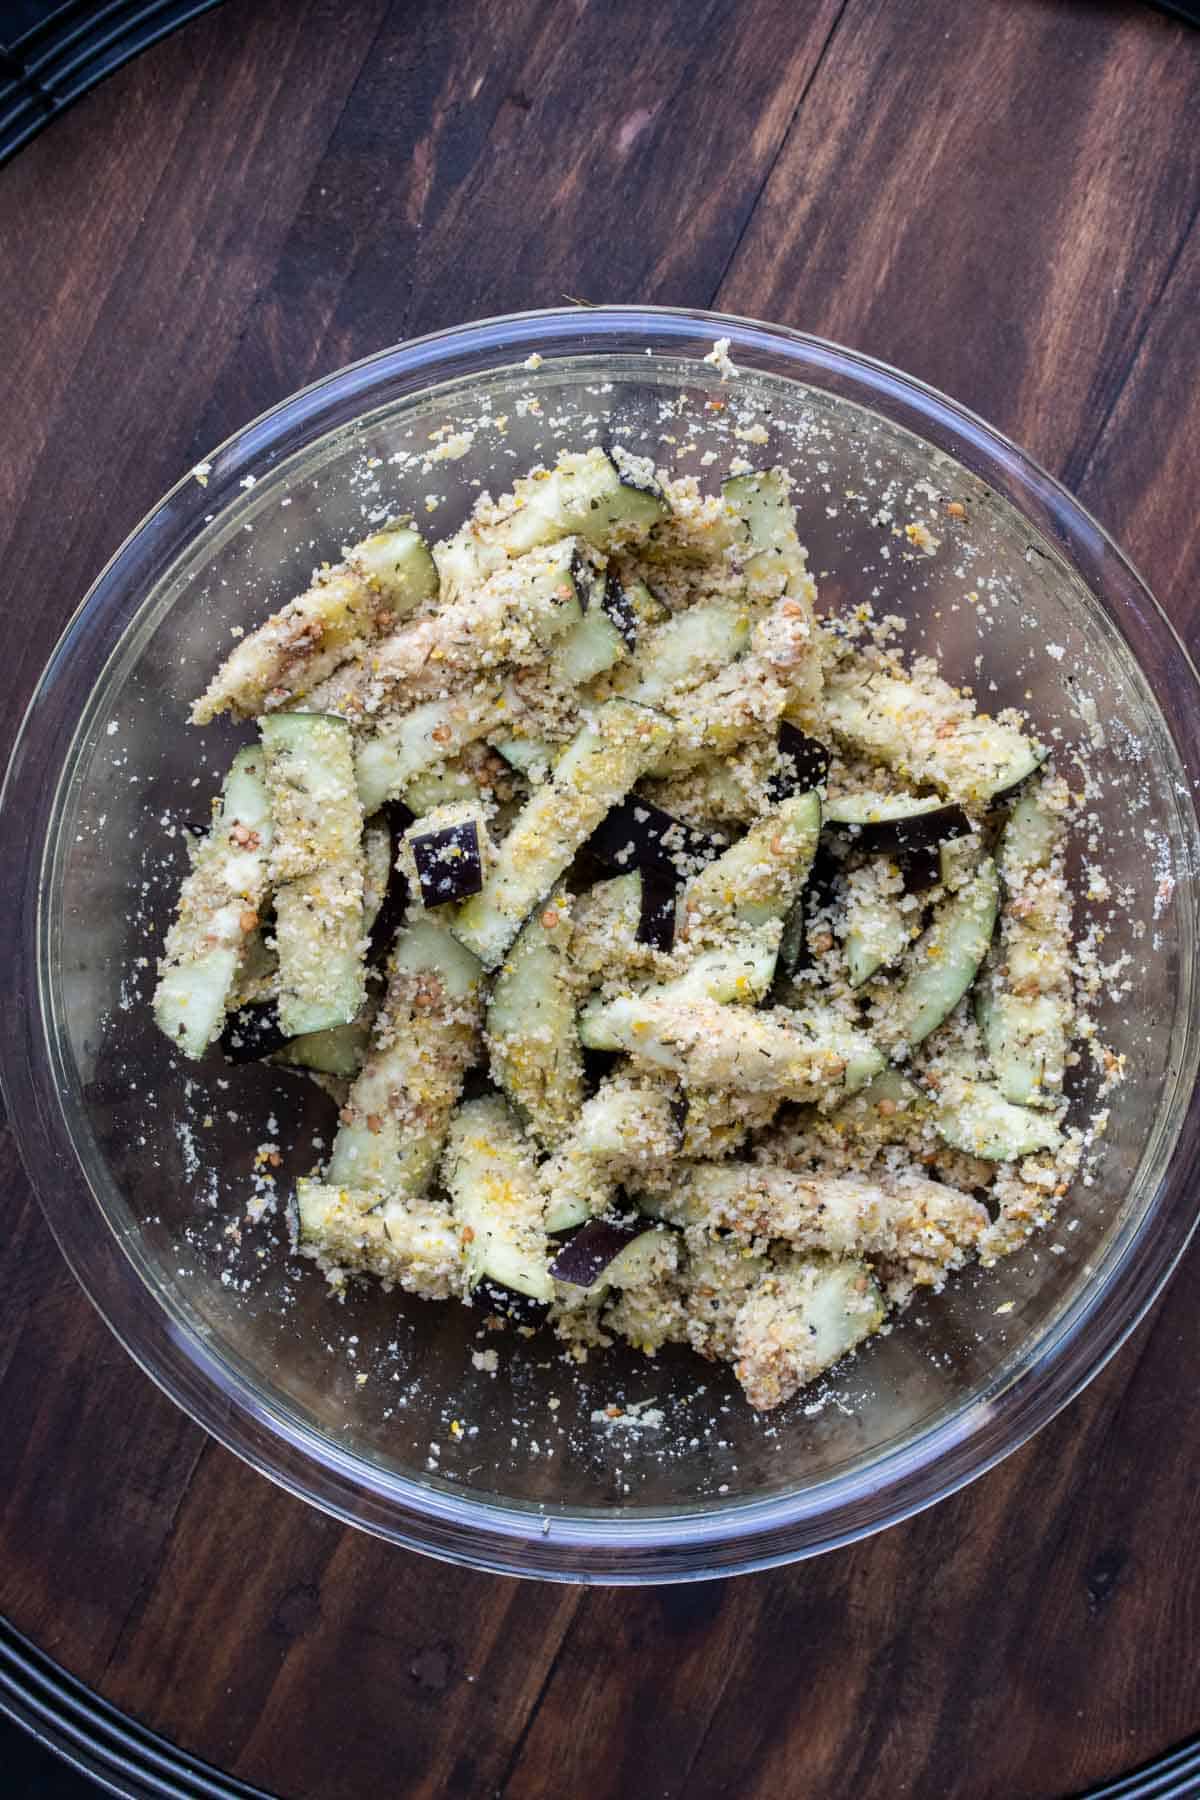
0 1617 268 1799
0 0 223 165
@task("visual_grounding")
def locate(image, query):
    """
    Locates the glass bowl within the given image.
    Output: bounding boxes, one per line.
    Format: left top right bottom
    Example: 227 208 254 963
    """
3 307 1198 1584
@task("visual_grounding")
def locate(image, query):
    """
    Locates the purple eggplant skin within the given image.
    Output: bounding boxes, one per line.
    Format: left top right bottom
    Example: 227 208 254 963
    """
459 1063 497 1103
550 1217 646 1286
637 871 678 951
382 797 416 837
580 1044 623 1091
474 1280 549 1323
601 574 639 648
367 866 410 966
410 819 485 907
599 445 665 501
828 800 974 857
777 896 808 978
220 1001 289 1064
367 807 412 964
897 841 943 894
767 722 831 801
586 797 725 881
778 845 842 977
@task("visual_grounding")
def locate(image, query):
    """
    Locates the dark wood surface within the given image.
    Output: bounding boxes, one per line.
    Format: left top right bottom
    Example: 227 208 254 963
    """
3 2 1200 1795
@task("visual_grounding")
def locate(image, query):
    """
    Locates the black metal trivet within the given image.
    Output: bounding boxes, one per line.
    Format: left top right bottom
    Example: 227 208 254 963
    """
0 0 225 165
3 1608 1200 1800
0 0 1195 169
0 1616 271 1797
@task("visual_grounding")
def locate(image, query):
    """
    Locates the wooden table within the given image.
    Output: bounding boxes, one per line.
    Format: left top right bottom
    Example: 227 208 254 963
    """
3 2 1200 1795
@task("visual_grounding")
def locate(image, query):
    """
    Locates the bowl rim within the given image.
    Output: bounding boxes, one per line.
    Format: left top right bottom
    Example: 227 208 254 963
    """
4 303 1200 1583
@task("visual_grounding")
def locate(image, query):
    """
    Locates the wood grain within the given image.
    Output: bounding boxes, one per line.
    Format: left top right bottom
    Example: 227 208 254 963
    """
2 2 1200 1797
190 0 845 443
1076 216 1200 645
717 0 1200 482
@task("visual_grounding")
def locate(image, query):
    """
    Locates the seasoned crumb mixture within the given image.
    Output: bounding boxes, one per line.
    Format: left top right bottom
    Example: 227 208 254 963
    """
153 438 1116 1417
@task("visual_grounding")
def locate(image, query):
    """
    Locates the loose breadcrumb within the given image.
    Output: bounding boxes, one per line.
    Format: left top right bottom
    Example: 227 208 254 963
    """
702 337 737 380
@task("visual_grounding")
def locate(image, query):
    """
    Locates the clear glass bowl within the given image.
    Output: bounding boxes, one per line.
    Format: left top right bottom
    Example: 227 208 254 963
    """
3 307 1198 1583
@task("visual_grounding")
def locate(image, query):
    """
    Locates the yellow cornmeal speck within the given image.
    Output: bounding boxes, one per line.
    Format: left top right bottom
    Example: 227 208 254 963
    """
450 1419 464 1438
904 521 939 554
